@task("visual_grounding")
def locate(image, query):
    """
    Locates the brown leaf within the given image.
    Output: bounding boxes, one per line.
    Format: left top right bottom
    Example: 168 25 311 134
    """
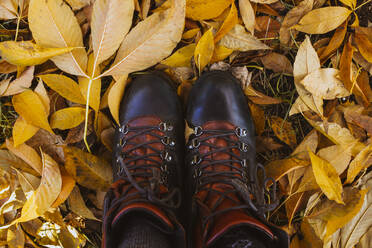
319 22 347 62
339 36 354 93
245 86 282 104
260 52 293 74
67 186 98 220
317 145 351 175
51 168 76 208
248 102 265 135
355 31 372 63
2 66 34 96
270 116 297 148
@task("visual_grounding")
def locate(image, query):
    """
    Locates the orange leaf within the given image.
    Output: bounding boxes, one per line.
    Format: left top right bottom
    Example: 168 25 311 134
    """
355 31 372 63
214 1 238 43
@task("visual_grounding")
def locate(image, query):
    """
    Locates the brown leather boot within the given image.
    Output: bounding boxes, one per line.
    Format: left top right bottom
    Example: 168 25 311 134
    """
102 73 186 248
186 71 289 248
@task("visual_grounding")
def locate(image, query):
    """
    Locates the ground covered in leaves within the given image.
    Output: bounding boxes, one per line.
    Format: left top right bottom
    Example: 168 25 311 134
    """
0 0 372 247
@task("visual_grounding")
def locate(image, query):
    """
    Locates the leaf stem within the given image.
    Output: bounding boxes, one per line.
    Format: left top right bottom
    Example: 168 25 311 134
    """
83 77 93 153
355 0 372 11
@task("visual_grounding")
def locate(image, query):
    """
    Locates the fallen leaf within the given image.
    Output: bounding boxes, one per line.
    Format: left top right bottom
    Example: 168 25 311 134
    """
39 74 86 104
64 146 112 191
300 68 350 99
265 157 309 182
51 168 75 208
12 90 53 134
339 36 354 95
309 150 344 204
101 127 115 152
245 85 282 104
319 22 347 61
186 0 231 20
355 31 372 63
248 102 265 135
0 78 10 95
182 28 200 39
260 52 293 74
0 149 38 177
13 152 62 223
220 24 271 51
65 0 90 10
67 186 98 220
0 0 17 19
2 66 34 96
28 0 88 76
0 41 75 66
355 70 372 106
12 117 39 147
214 1 238 43
91 0 134 66
16 170 40 198
344 108 372 135
78 54 101 112
7 224 25 248
108 76 128 125
270 116 297 148
239 0 255 34
161 43 196 67
317 145 351 175
211 45 233 63
0 60 17 73
340 0 356 8
294 7 351 34
103 0 185 76
279 0 313 45
194 28 214 72
286 192 306 226
346 144 372 184
34 78 50 114
50 107 86 130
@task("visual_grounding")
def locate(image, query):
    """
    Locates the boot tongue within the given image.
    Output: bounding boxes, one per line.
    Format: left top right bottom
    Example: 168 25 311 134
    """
195 121 274 246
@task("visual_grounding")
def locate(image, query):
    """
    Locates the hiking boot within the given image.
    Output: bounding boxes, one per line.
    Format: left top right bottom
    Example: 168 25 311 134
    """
103 73 186 248
186 71 289 248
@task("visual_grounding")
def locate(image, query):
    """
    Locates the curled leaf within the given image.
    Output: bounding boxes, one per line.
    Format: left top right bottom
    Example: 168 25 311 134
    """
194 28 215 72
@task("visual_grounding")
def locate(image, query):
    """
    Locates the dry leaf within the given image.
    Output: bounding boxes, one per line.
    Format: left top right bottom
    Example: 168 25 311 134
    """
34 79 50 114
239 0 255 34
309 150 344 204
0 0 17 19
0 60 17 74
91 0 134 66
65 0 91 10
279 0 313 45
319 22 347 61
355 31 372 63
214 1 238 43
194 28 214 72
64 146 112 191
12 117 39 147
103 0 185 76
0 41 74 66
346 144 372 184
220 24 271 51
7 225 25 248
39 74 86 105
265 157 309 182
67 186 98 220
182 28 200 39
270 116 297 148
186 0 231 20
0 149 38 177
101 127 115 152
300 68 350 100
28 0 88 76
250 0 278 3
245 85 282 105
248 102 265 135
294 7 351 34
317 145 351 175
2 66 34 96
211 45 233 63
108 76 128 125
340 0 356 8
161 43 196 67
51 168 75 208
12 90 53 134
339 36 354 94
50 107 86 130
260 52 293 74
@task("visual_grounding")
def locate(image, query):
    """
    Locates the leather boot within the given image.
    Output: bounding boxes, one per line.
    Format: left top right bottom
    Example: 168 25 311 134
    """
103 73 186 248
186 71 289 248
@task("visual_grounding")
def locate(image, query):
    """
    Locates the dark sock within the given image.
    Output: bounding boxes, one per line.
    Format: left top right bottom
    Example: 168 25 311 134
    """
210 226 269 248
113 216 172 248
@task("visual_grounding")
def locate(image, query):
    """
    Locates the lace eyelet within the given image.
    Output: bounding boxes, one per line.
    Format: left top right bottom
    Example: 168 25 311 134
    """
119 138 126 146
161 136 175 146
235 127 248 137
241 159 247 167
191 155 201 165
193 168 202 178
117 166 124 175
194 126 203 136
239 142 248 152
191 138 200 148
161 151 172 162
159 122 173 132
119 125 129 134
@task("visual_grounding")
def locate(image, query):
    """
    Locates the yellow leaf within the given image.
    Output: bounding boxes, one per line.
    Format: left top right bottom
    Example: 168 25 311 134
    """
317 145 351 175
309 150 344 204
39 74 86 104
250 0 278 3
211 45 233 63
279 0 313 45
161 44 196 67
340 0 356 9
12 90 53 134
103 0 185 76
91 0 134 66
65 0 90 10
294 7 351 34
355 31 372 63
28 0 87 76
108 76 128 124
0 0 17 20
186 0 231 20
6 139 42 175
346 144 372 184
14 152 62 224
270 116 297 148
239 0 255 34
0 78 10 95
7 225 25 248
67 186 98 220
300 68 350 100
194 28 214 72
0 149 38 177
0 41 75 66
182 28 200 39
214 1 238 42
265 157 309 182
51 168 76 208
2 66 34 96
64 146 112 191
12 117 39 147
34 79 50 115
220 24 270 51
78 54 101 112
50 107 86 130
